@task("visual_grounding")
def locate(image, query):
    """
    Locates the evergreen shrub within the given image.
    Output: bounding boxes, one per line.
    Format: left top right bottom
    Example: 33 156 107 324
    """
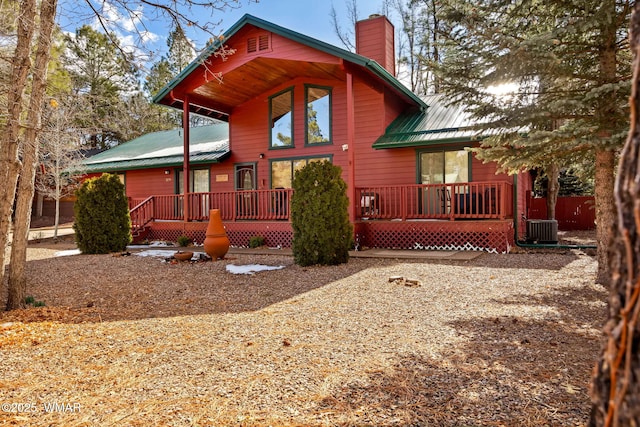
291 161 352 266
177 235 192 247
249 235 265 248
73 173 132 254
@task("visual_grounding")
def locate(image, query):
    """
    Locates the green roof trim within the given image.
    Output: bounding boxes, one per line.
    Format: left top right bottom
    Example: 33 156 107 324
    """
152 14 426 110
373 94 484 149
83 124 229 173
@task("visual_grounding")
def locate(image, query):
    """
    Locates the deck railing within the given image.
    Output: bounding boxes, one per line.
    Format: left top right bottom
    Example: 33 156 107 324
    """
128 182 512 226
356 181 513 220
129 189 293 224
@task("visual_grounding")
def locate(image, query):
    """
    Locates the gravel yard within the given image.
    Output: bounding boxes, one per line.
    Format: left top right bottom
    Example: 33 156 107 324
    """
0 236 606 426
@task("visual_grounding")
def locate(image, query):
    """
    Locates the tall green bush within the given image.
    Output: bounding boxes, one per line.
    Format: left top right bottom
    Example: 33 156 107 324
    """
73 173 132 254
291 161 352 266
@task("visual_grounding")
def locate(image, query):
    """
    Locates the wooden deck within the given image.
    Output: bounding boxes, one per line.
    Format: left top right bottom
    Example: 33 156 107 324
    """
130 181 515 252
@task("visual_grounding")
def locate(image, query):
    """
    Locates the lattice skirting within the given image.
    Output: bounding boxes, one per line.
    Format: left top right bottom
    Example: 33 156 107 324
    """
354 220 514 254
145 219 513 253
146 221 293 248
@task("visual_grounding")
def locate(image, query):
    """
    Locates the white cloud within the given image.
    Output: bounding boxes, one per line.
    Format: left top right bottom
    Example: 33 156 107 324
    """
88 0 160 66
140 30 160 44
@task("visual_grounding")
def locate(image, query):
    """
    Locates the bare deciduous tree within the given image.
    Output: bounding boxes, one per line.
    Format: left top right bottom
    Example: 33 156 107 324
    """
0 0 37 300
6 0 58 310
35 98 87 240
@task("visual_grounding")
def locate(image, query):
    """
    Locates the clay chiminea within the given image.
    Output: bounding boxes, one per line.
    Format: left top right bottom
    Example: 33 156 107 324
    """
203 209 230 260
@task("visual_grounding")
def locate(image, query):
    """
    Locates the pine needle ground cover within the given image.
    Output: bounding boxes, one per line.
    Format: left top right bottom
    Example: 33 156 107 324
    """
0 244 605 426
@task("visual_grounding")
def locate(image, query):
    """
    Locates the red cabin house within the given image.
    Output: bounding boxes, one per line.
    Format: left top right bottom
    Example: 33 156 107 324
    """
83 14 530 253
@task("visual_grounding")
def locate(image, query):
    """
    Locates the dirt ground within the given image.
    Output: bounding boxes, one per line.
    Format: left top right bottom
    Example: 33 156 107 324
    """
0 227 605 426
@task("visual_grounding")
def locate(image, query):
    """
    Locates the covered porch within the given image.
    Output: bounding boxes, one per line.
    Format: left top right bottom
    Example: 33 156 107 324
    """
130 181 515 253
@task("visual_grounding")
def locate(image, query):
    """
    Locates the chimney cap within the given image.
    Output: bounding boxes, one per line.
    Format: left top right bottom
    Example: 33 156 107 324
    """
368 13 382 19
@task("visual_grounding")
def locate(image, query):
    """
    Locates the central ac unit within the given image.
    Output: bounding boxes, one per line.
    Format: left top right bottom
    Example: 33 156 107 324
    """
526 219 558 243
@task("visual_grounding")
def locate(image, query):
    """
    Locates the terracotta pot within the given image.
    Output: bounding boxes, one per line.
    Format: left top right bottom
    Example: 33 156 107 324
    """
173 251 193 261
203 209 230 260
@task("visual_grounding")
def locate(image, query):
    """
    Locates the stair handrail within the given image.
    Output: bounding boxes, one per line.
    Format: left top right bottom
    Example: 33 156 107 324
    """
130 196 155 231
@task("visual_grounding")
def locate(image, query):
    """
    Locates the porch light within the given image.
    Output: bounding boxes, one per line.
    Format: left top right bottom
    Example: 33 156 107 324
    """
164 169 171 175
259 153 265 159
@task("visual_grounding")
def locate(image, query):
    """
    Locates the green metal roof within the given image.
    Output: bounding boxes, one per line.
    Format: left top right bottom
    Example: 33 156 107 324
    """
152 14 426 111
83 124 229 173
373 94 484 149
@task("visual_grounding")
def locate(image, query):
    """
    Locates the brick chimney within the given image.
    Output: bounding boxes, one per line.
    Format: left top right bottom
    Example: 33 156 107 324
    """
355 14 395 76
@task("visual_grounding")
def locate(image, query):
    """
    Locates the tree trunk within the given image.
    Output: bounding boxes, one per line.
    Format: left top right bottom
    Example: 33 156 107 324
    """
54 187 60 240
6 0 58 310
0 0 36 284
590 4 640 424
594 149 616 285
592 0 620 286
546 163 560 220
36 193 44 218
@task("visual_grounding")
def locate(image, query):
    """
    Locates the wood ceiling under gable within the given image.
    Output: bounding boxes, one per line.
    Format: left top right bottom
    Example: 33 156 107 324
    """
163 24 346 120
192 57 345 111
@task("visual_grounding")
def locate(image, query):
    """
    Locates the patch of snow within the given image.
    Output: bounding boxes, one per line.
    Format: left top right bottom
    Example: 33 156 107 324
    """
54 249 81 257
134 250 179 258
226 264 284 275
132 139 228 160
128 241 173 249
85 140 228 165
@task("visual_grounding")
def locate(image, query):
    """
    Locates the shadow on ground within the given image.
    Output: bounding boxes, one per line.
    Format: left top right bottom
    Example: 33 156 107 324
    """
1 253 412 323
316 282 606 426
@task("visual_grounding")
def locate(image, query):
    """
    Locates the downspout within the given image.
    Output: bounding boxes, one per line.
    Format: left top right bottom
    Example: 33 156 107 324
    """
512 174 596 250
346 71 356 225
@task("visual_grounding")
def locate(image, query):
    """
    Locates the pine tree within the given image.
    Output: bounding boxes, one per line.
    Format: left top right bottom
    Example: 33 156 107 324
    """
63 25 140 149
144 24 208 127
435 0 631 283
166 24 196 75
145 57 173 96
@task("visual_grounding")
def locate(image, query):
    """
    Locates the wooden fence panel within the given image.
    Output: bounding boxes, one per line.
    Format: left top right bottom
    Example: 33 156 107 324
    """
528 196 596 230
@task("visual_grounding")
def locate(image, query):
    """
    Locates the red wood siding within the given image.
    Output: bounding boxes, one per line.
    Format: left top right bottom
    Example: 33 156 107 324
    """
227 76 352 187
352 77 402 187
124 168 180 198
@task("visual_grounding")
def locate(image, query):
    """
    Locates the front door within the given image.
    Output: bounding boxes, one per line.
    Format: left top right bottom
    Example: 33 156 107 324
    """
235 163 257 218
176 168 210 219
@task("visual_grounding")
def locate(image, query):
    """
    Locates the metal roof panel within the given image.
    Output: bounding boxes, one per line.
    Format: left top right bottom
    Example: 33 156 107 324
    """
83 125 230 172
373 94 483 149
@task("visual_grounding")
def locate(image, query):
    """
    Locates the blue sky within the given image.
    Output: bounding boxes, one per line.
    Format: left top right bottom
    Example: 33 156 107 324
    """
58 0 391 67
185 0 389 47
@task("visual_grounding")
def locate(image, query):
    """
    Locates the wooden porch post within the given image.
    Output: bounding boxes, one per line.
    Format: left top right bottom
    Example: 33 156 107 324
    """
346 71 356 224
183 95 190 223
